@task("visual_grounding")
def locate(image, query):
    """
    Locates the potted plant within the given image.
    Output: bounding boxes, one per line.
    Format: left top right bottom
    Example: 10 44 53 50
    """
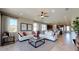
73 19 79 35
73 18 79 50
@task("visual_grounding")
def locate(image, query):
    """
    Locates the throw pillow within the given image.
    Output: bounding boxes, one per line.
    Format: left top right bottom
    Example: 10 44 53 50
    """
23 32 27 36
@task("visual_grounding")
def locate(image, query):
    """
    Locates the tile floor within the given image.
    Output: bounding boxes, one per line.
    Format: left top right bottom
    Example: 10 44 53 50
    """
0 32 77 51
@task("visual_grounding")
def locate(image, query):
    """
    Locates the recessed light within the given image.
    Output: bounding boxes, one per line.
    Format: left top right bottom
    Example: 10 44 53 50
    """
52 9 55 13
20 13 23 15
65 8 69 11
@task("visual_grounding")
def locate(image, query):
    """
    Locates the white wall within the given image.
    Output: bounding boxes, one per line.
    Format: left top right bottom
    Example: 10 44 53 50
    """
18 18 33 34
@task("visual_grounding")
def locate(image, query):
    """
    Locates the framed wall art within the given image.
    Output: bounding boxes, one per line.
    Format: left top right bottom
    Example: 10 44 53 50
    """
20 23 27 31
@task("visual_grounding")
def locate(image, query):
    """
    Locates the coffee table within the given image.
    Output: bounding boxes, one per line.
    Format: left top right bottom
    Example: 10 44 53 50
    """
28 37 45 48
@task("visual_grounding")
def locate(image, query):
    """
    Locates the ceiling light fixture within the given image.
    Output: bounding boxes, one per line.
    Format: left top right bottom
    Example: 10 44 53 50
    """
19 13 23 15
41 15 44 18
40 10 49 19
52 9 55 13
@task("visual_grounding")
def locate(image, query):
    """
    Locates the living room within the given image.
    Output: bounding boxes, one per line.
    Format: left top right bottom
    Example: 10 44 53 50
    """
0 8 78 51
1 0 79 59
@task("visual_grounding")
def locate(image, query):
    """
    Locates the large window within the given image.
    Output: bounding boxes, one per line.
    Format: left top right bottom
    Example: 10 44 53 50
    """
33 23 47 32
41 24 47 31
33 23 38 32
7 18 17 32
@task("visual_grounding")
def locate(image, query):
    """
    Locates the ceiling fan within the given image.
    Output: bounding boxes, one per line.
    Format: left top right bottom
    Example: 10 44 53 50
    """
41 11 49 17
36 9 49 20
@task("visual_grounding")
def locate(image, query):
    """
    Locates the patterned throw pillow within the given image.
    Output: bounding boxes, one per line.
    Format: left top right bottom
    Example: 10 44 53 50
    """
22 32 27 36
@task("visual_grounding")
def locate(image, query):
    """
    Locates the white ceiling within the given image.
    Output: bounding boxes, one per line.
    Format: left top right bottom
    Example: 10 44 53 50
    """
0 8 79 25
